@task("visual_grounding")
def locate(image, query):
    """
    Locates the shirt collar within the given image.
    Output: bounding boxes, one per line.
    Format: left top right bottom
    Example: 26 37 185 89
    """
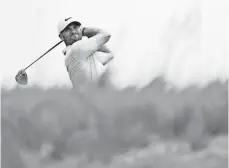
62 46 71 55
62 38 85 55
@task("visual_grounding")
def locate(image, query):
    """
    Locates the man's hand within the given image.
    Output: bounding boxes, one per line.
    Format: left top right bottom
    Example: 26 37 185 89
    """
82 27 110 38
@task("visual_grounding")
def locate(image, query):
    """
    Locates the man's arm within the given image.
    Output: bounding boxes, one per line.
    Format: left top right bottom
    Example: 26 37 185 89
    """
86 31 114 65
98 45 111 53
95 51 114 65
82 27 105 38
96 45 114 65
70 27 111 59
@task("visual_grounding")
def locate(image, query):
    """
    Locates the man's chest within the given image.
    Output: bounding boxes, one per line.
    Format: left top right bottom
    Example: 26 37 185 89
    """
65 52 98 79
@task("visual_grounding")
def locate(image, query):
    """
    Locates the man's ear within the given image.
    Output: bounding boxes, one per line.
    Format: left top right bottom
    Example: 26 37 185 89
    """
80 26 84 36
59 33 64 40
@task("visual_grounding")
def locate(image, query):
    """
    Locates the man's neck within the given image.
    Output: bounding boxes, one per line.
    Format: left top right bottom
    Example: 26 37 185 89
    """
65 41 71 46
65 39 82 46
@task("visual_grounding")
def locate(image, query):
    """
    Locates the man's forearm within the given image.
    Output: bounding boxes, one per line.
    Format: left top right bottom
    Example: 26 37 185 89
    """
82 27 107 38
98 45 111 53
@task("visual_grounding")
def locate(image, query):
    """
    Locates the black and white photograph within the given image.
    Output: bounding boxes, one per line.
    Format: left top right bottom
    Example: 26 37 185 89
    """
1 0 228 167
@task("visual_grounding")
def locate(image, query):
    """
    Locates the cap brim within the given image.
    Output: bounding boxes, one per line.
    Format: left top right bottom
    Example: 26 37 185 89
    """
61 21 81 34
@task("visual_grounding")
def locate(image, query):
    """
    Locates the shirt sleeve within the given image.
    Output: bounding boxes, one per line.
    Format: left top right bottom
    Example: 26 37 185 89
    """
69 37 98 60
94 51 114 65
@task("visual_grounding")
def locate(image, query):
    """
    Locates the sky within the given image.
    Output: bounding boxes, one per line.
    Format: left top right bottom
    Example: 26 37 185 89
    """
0 0 228 90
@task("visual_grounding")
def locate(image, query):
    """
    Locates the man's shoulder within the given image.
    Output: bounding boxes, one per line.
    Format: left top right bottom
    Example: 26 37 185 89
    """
65 38 97 59
64 43 87 68
64 38 91 55
74 37 97 51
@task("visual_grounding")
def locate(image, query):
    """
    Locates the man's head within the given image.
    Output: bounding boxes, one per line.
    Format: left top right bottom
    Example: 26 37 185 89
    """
58 17 83 46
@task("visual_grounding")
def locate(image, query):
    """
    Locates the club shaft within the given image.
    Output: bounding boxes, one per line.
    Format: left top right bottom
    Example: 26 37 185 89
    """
24 40 64 71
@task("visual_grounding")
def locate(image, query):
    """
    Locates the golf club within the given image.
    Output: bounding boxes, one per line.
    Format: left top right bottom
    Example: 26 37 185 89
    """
15 40 64 85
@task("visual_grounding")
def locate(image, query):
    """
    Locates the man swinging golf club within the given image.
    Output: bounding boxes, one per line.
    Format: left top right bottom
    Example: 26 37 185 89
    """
15 17 114 89
58 17 114 90
37 18 113 160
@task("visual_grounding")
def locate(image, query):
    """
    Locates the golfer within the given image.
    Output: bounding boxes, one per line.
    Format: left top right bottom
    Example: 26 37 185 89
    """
57 17 114 90
41 17 114 160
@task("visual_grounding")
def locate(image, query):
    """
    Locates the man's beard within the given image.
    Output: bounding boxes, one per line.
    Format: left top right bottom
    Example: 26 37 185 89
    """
66 36 80 45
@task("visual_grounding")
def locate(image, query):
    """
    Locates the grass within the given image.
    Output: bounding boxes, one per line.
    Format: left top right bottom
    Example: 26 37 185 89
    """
1 77 228 168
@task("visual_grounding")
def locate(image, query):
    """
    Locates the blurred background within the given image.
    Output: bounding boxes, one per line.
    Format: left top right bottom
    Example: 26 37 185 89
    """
1 0 228 167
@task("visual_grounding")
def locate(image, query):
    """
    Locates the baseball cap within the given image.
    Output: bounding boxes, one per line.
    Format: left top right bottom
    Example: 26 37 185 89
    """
57 17 81 35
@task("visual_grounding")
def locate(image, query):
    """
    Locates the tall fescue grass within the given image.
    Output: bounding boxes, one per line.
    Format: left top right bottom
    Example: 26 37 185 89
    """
1 76 228 166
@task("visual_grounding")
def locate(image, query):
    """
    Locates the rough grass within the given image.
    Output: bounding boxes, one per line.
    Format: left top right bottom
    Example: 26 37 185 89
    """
1 77 228 168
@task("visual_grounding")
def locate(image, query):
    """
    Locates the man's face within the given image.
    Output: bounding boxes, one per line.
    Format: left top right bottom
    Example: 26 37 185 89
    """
60 22 83 45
